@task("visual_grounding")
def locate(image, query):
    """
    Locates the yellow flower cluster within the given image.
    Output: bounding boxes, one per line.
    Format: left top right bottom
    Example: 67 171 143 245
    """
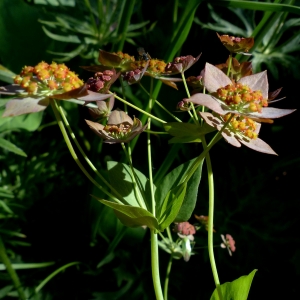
216 83 268 113
223 114 258 139
14 61 83 94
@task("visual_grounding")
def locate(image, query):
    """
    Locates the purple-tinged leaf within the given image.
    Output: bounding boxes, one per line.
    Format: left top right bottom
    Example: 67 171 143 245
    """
240 138 277 155
0 84 25 95
50 84 89 99
246 107 296 119
186 94 226 115
204 63 232 93
107 109 133 125
2 97 49 117
238 71 268 98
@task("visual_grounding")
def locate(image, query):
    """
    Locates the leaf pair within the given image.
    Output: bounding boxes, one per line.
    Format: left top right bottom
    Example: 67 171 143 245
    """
94 157 203 231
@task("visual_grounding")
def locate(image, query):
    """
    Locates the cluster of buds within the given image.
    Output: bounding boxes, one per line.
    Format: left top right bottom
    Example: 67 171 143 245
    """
194 214 216 232
113 51 136 62
173 222 196 262
216 83 268 113
165 54 201 74
130 59 166 75
86 70 115 92
122 69 143 84
221 234 236 256
13 61 83 95
223 114 258 140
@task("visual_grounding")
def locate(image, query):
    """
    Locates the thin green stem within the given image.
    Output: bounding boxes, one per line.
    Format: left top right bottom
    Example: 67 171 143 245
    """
227 54 232 77
120 77 128 113
58 105 124 201
111 92 166 124
155 100 182 122
181 72 199 123
182 114 234 185
147 78 156 216
50 100 123 204
35 262 81 294
166 227 174 244
151 229 164 300
164 254 173 300
0 236 26 300
121 143 147 210
145 130 169 135
139 83 182 122
202 138 223 300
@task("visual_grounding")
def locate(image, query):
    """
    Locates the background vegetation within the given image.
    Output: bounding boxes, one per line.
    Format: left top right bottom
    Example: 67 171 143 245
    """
0 0 299 299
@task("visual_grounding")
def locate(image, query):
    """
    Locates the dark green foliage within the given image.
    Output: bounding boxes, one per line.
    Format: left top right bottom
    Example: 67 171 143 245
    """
0 0 300 299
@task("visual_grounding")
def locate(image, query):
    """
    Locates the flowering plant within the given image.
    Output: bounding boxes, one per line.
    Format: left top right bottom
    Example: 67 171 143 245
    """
0 5 297 299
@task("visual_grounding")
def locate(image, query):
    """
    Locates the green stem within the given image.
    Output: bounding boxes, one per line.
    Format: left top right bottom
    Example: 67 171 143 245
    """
0 236 26 300
227 54 232 77
147 78 156 216
111 92 166 124
151 230 164 300
50 100 123 204
202 138 223 300
163 254 173 300
139 83 182 122
58 104 124 201
181 72 199 125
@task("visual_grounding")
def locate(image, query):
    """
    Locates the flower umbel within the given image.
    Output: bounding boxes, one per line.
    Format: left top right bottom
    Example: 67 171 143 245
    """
0 61 87 117
199 112 278 155
186 63 295 120
220 234 236 256
85 109 147 143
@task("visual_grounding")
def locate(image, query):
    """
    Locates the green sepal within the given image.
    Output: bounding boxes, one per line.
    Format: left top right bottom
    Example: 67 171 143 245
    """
158 183 187 231
210 269 257 300
96 199 159 230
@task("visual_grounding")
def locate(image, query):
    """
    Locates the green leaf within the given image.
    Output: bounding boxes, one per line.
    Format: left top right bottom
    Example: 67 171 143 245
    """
0 109 44 132
215 0 300 15
97 199 159 230
107 161 152 209
0 65 16 84
210 269 257 300
158 183 187 231
167 136 202 144
41 26 81 43
155 157 204 222
0 138 27 157
164 122 214 144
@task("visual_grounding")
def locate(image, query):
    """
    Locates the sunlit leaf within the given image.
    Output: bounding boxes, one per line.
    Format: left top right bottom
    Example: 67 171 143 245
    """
158 183 187 231
210 269 257 300
97 199 159 230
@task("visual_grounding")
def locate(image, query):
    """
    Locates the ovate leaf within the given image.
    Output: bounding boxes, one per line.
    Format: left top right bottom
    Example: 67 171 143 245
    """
2 97 49 117
158 183 187 231
107 161 153 209
96 199 159 230
155 157 204 222
210 269 257 300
